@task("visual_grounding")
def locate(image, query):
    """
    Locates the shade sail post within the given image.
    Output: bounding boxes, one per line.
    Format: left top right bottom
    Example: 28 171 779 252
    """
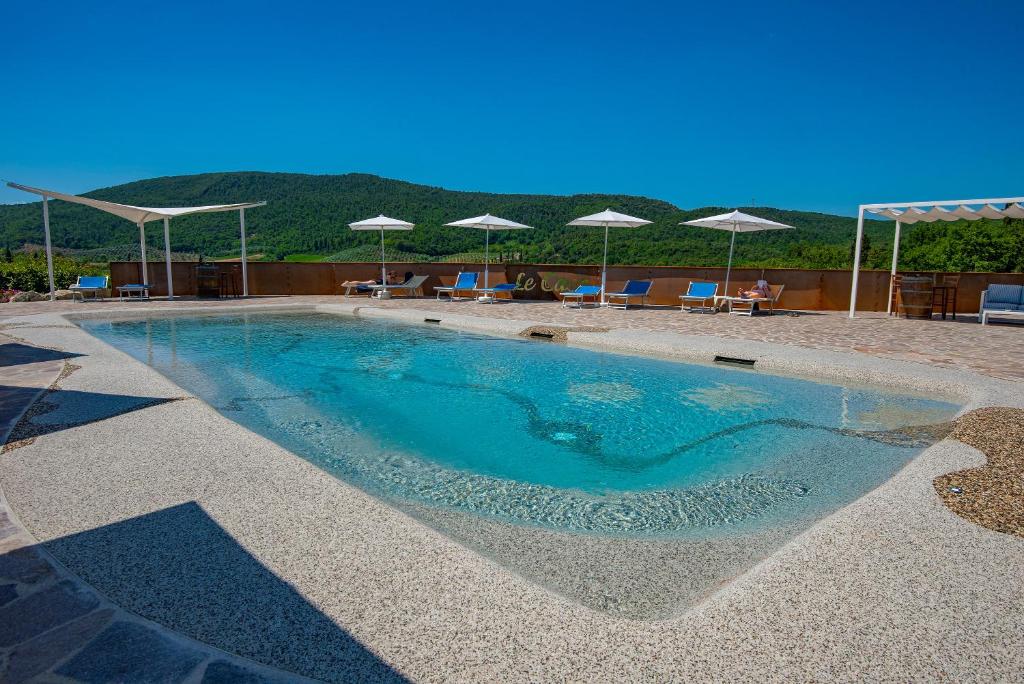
849 206 865 318
239 208 249 296
138 222 149 286
42 196 56 301
163 218 174 299
886 220 901 315
600 223 609 304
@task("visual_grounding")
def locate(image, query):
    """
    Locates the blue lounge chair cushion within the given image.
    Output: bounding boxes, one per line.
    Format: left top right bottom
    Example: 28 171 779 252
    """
684 282 717 299
70 276 108 290
491 283 516 291
563 285 602 297
453 272 479 289
608 280 652 297
985 284 1024 309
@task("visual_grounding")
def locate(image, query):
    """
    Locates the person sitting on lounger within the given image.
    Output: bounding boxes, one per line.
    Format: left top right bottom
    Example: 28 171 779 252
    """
737 280 772 299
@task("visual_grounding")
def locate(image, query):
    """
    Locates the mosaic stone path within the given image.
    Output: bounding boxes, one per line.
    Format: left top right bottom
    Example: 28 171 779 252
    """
0 335 312 683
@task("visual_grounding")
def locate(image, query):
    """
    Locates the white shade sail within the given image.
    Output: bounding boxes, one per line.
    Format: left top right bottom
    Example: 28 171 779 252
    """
681 210 794 299
348 215 415 297
868 202 1024 224
6 181 265 301
566 209 652 304
567 209 651 228
444 214 532 292
6 182 265 224
681 210 794 232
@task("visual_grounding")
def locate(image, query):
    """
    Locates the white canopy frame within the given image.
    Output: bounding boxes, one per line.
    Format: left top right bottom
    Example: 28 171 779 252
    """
6 182 265 300
849 195 1024 318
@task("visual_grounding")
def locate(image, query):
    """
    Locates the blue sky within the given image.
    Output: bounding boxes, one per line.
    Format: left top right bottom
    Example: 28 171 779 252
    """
1 0 1021 214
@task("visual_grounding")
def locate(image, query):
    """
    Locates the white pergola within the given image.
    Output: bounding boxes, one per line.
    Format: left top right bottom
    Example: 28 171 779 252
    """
6 182 265 300
849 195 1024 318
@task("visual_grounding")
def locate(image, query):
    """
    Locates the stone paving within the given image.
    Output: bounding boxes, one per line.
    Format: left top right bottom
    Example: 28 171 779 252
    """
0 335 313 683
360 297 1024 381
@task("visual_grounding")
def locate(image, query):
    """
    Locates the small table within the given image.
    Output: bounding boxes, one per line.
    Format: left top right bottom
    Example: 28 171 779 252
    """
219 272 240 298
117 284 151 301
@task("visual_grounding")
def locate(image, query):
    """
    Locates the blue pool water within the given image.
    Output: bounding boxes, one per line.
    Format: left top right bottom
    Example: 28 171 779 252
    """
80 312 959 537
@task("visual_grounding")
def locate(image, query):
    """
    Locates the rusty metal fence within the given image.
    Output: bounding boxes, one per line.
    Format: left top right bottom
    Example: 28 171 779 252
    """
110 261 1024 313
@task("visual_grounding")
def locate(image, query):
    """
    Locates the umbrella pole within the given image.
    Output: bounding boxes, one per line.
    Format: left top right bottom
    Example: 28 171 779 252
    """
724 224 737 297
484 228 490 289
601 223 609 304
380 229 387 297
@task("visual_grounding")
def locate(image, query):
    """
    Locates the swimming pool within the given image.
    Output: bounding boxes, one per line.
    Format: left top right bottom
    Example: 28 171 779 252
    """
80 311 959 537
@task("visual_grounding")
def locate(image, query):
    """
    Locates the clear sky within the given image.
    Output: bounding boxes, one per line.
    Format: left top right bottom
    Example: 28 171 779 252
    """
1 0 1021 213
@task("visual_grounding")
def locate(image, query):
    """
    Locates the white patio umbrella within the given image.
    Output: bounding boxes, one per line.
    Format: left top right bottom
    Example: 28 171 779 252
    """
567 209 651 304
348 215 415 297
681 210 793 296
443 213 533 291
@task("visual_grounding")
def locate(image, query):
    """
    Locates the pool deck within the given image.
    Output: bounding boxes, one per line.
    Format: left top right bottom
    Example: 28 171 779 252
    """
1 296 1023 682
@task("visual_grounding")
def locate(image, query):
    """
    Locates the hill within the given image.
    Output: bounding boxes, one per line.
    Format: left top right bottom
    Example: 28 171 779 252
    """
1 172 1021 271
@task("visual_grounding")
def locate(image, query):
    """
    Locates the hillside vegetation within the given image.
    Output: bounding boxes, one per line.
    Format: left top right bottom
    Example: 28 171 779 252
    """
2 172 1021 272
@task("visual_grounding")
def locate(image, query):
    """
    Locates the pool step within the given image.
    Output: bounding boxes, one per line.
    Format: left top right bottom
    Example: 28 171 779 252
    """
713 355 756 367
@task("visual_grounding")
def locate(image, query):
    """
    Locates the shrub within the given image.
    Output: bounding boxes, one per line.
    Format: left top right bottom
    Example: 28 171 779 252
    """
0 254 103 291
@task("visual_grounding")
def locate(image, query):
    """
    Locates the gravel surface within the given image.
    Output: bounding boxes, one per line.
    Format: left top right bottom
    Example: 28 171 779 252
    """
936 407 1024 538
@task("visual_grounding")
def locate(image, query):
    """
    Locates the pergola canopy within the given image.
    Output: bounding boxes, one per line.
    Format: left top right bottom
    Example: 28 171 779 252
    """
849 194 1024 317
868 202 1024 224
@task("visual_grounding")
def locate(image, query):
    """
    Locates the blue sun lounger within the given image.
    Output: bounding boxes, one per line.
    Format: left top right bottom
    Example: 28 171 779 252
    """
679 281 718 312
69 275 109 302
606 280 652 309
435 272 479 301
560 284 602 308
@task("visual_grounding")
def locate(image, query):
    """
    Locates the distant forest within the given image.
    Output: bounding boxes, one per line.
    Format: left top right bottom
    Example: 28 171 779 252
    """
1 172 1021 272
